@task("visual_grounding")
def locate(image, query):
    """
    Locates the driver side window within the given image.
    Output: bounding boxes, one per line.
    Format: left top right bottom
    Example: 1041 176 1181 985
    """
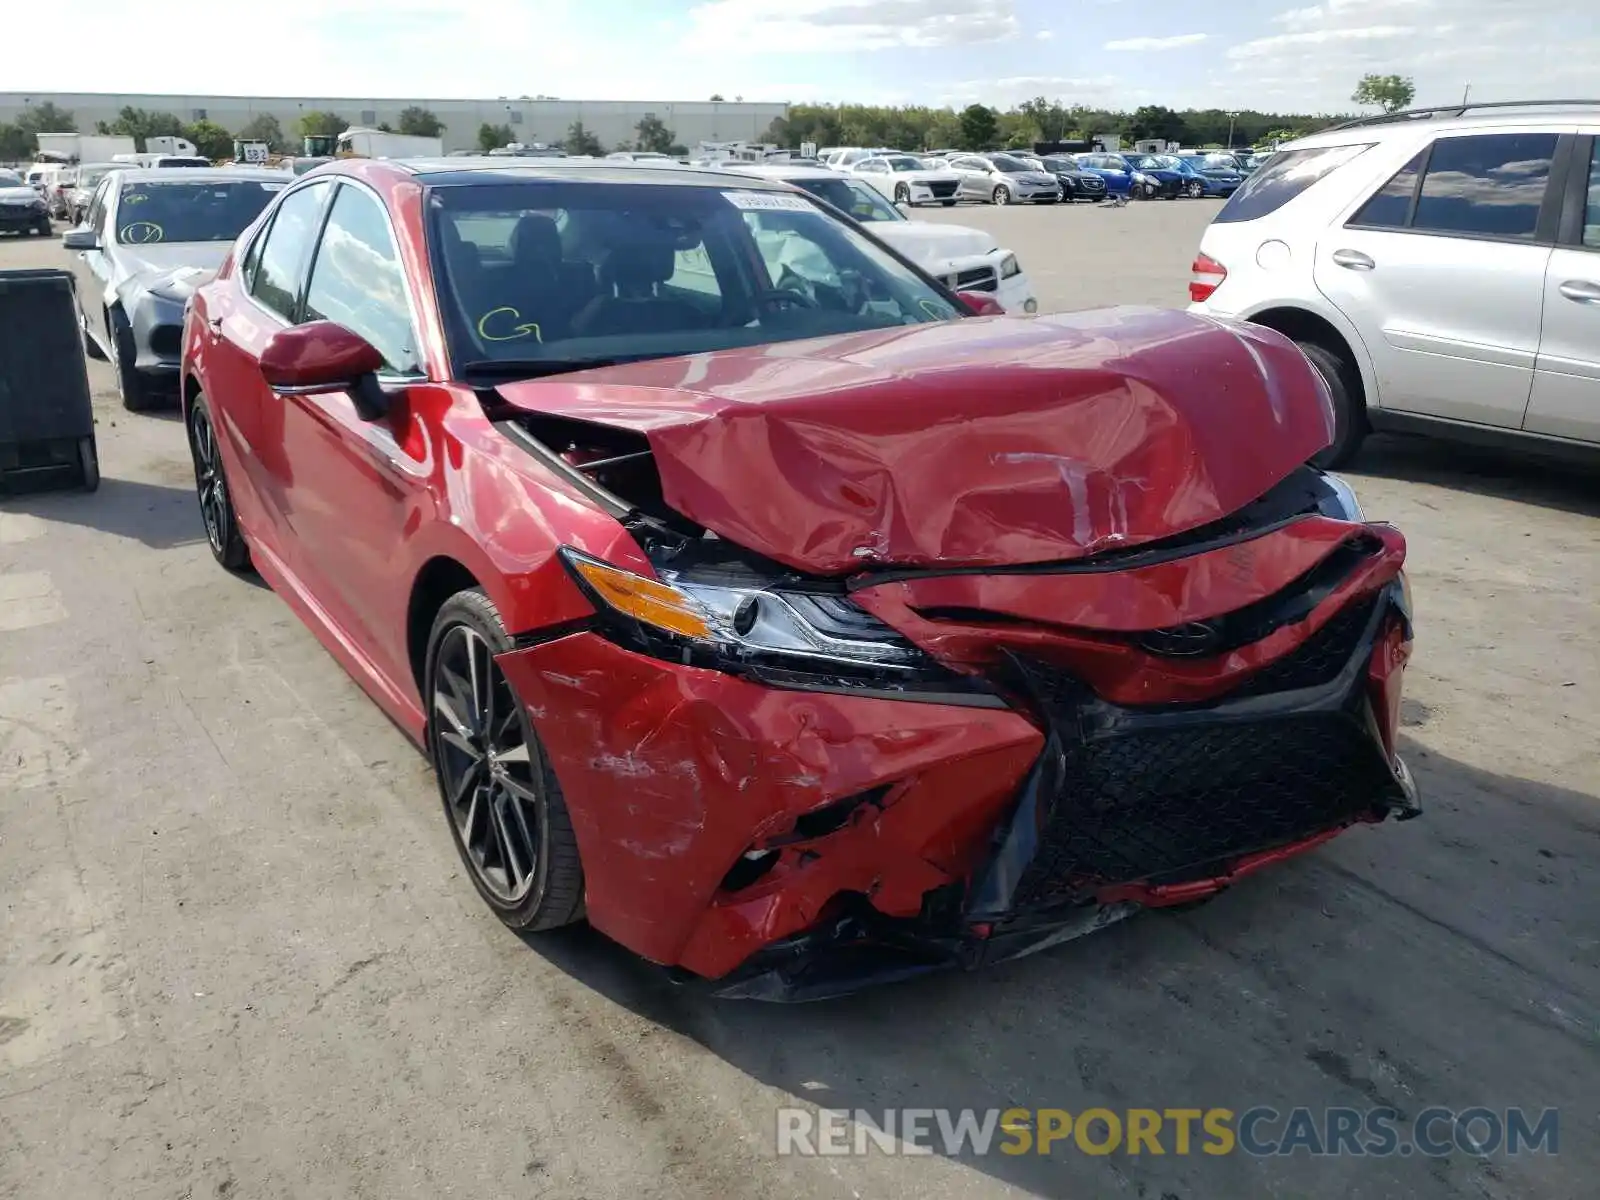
249 181 332 321
302 184 420 375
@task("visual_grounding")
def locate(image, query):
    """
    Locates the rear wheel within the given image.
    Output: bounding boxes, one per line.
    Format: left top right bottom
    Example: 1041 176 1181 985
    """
77 437 99 493
1297 340 1368 468
425 589 586 932
992 185 1010 205
1186 180 1205 198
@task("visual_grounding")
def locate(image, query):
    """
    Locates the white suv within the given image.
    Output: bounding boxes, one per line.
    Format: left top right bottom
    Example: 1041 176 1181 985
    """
1188 102 1600 466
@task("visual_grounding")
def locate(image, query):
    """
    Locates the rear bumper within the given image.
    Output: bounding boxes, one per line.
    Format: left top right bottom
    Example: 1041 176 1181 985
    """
0 208 48 230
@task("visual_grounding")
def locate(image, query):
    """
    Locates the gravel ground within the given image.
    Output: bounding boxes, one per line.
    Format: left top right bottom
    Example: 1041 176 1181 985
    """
1 203 1596 1200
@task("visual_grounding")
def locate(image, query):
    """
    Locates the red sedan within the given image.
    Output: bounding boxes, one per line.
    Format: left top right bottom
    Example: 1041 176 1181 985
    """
180 158 1419 1000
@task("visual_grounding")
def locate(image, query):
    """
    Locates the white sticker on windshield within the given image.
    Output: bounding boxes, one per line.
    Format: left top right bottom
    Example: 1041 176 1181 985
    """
722 190 813 212
260 182 288 191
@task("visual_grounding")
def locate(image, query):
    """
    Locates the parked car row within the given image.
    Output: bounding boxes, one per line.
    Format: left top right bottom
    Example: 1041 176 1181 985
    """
814 145 1238 205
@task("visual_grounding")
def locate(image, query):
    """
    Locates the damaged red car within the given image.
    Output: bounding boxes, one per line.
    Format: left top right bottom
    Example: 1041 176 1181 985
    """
180 158 1420 1001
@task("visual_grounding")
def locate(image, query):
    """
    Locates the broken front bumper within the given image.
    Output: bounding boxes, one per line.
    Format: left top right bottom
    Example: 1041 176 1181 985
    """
496 567 1417 1000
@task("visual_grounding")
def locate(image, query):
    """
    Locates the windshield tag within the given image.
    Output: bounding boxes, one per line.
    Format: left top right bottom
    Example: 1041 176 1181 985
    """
260 182 288 191
722 190 813 212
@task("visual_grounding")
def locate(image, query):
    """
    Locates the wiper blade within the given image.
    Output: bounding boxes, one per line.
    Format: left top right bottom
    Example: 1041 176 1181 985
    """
459 357 628 379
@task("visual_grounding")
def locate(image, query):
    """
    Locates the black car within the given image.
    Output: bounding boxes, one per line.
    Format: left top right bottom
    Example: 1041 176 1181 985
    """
61 166 287 411
1037 155 1108 201
0 168 52 236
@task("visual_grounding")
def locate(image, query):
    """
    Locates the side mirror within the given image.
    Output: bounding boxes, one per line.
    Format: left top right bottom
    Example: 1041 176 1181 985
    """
260 320 390 420
62 229 98 251
957 291 1006 317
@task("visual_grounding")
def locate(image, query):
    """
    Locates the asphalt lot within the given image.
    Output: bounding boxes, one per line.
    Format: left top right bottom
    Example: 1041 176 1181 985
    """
2 201 1597 1200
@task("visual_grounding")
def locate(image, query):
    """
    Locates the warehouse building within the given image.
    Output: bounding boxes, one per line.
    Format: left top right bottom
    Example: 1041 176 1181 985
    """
0 92 788 154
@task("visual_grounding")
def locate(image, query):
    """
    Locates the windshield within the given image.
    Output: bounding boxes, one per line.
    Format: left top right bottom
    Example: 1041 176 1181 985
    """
0 169 22 186
1041 157 1076 172
886 156 924 172
991 155 1033 174
427 180 962 373
785 175 903 223
113 179 283 244
78 166 113 188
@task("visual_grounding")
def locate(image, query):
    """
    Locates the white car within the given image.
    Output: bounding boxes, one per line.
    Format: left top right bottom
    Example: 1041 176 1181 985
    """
847 154 962 207
721 164 1038 313
1188 100 1600 465
824 147 893 171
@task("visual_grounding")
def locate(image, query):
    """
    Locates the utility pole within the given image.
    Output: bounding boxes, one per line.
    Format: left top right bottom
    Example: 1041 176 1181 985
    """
1227 111 1238 149
1461 84 1471 105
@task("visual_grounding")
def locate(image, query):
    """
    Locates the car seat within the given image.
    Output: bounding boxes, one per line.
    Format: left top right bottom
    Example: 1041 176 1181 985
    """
567 233 707 339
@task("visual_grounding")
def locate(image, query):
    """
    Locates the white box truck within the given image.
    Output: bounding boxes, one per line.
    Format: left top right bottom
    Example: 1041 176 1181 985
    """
33 133 138 163
335 129 444 159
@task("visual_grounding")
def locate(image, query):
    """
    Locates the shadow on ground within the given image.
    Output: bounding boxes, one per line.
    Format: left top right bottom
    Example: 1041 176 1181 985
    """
1352 434 1600 518
525 738 1599 1199
4 477 213 553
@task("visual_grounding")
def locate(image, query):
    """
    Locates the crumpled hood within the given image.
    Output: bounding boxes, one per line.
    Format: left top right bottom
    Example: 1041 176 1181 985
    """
494 307 1335 575
119 243 228 299
872 221 997 266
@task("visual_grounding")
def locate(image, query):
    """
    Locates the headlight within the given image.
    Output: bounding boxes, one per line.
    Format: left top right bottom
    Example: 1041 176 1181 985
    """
1315 472 1365 522
559 547 1003 706
999 253 1021 279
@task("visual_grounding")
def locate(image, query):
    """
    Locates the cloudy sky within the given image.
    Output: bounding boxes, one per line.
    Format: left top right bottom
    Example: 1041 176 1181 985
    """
8 0 1595 113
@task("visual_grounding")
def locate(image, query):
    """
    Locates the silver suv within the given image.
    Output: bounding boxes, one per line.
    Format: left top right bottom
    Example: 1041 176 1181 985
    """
1188 101 1600 466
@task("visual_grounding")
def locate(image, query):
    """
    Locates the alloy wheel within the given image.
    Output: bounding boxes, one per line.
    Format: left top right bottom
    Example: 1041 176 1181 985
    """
993 185 1010 205
189 404 230 556
1187 180 1205 198
894 183 910 203
431 625 542 904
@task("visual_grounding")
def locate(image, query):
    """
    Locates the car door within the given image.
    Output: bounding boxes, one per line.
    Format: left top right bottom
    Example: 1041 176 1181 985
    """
203 179 335 566
1526 133 1600 442
1313 130 1561 429
951 157 984 198
70 178 115 352
276 179 431 675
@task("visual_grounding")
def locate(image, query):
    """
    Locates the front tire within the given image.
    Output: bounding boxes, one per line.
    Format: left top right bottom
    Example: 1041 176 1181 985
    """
992 185 1010 205
187 391 251 571
425 589 585 933
894 183 910 204
109 308 155 412
1297 340 1368 468
941 198 957 207
1186 180 1205 198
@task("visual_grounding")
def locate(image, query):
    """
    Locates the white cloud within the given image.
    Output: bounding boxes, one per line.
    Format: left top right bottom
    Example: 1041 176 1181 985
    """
683 0 1020 52
1226 26 1415 59
940 75 1120 108
1036 29 1056 40
1105 33 1209 51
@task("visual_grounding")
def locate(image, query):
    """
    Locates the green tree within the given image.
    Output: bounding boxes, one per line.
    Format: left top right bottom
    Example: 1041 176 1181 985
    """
1017 96 1069 143
477 122 514 151
565 121 603 156
16 102 77 136
0 124 31 160
1128 105 1190 144
709 93 725 102
634 114 675 154
299 110 350 139
397 106 445 137
184 119 234 161
96 106 184 151
1351 74 1415 114
236 113 288 153
958 104 998 150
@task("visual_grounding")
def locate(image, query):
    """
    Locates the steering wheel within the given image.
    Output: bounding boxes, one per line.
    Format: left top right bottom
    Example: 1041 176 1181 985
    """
757 286 819 311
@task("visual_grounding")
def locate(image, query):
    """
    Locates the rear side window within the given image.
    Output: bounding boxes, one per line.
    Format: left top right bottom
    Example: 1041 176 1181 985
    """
249 181 331 320
1348 151 1426 228
1213 143 1374 223
1410 133 1557 240
1585 140 1600 249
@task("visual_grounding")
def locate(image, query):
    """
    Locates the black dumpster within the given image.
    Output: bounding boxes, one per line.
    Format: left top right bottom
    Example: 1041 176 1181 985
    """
0 267 99 494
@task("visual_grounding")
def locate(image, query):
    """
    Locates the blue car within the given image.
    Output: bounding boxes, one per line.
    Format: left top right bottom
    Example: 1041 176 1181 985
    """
1176 154 1245 197
1071 152 1140 197
1123 155 1190 199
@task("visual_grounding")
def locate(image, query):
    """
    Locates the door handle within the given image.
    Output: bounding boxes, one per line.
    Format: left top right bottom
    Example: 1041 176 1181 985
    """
1332 249 1375 271
1558 280 1600 304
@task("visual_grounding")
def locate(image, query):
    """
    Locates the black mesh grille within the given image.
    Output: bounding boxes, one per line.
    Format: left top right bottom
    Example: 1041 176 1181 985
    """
1230 598 1377 697
927 180 958 197
1012 713 1404 908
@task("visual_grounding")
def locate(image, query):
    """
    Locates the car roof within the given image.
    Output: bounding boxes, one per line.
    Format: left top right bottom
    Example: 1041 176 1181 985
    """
1291 101 1600 149
363 157 798 191
721 164 842 181
110 167 288 183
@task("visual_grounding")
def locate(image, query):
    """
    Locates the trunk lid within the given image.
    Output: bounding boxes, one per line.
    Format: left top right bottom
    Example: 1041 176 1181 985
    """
492 306 1334 575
